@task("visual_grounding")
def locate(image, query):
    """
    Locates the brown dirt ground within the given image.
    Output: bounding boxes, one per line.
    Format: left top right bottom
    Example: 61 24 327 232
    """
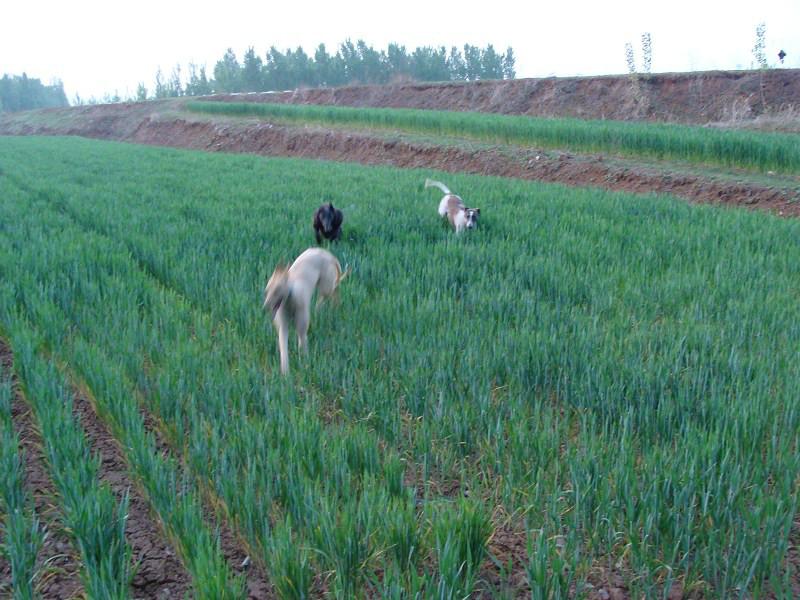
0 340 84 599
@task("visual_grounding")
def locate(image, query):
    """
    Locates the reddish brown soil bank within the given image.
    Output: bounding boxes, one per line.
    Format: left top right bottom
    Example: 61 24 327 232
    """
207 69 800 124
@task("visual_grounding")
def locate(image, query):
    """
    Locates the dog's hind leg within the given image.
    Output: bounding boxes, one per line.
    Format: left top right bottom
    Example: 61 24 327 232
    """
315 287 329 311
315 267 339 311
315 288 338 310
276 316 290 374
295 306 310 356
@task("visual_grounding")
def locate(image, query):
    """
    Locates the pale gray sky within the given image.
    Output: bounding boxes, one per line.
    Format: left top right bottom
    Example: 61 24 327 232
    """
4 0 798 101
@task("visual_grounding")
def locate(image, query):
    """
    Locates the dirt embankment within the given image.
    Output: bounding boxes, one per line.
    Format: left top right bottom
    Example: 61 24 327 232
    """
207 69 800 125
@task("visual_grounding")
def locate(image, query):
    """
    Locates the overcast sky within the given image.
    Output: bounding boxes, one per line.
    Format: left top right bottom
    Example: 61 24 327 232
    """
4 0 798 101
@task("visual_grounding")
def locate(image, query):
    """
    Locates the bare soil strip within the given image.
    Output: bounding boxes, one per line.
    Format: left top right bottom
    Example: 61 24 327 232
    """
478 519 530 598
0 339 83 600
67 382 193 599
200 492 275 600
0 522 7 595
138 407 274 600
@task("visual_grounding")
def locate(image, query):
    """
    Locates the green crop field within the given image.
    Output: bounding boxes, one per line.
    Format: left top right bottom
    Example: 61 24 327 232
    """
0 135 798 598
187 100 800 175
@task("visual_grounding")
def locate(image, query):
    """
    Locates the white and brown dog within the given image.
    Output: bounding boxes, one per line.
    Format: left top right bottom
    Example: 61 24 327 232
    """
425 179 480 233
263 248 348 375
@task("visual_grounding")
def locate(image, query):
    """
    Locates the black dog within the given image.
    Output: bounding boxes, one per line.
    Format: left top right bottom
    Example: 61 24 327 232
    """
313 202 344 244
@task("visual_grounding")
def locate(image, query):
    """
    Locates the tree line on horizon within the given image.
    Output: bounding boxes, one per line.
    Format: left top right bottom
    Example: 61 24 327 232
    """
2 40 516 109
142 40 516 100
0 74 69 113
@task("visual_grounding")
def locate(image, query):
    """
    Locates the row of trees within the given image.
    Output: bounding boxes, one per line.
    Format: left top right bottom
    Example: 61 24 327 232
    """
6 40 516 108
0 74 69 113
144 40 516 100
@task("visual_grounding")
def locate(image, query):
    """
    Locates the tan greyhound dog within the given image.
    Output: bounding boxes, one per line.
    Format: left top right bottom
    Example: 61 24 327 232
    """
263 247 348 375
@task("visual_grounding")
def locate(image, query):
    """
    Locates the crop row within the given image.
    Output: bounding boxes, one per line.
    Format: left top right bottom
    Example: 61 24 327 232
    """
0 374 44 600
187 100 800 174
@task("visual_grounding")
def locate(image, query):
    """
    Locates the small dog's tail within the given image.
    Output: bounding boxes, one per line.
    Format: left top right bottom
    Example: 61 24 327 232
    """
425 179 451 195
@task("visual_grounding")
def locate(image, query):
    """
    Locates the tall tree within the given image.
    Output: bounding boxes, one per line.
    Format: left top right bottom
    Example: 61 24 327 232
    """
339 39 360 83
313 44 332 86
752 22 768 69
197 66 212 95
387 43 410 80
135 82 148 101
447 47 467 80
154 68 168 98
0 73 69 111
327 48 348 86
49 79 68 106
264 46 289 91
357 40 388 84
410 46 449 82
502 47 516 79
241 47 264 91
186 63 212 96
286 47 313 88
480 44 503 80
169 65 183 97
213 48 241 93
463 44 483 80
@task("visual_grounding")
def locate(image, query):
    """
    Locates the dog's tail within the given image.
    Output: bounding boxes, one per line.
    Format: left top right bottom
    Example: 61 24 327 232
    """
425 178 451 195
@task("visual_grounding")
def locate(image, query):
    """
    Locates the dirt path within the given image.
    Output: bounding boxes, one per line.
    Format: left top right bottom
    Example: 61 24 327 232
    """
201 493 275 600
